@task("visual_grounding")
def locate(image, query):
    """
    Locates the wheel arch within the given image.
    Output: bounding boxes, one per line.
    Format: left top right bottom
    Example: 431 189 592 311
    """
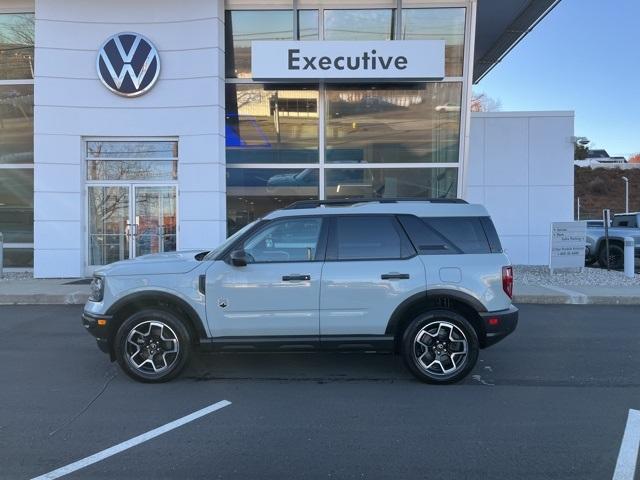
105 291 207 358
385 289 488 351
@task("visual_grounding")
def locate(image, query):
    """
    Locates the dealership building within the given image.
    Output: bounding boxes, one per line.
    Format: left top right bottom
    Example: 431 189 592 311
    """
0 0 572 277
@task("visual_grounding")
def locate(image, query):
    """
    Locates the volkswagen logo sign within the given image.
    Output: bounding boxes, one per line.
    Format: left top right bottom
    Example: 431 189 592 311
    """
97 32 160 97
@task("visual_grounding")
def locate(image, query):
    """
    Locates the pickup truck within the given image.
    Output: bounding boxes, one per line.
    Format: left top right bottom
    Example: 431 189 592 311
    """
585 213 640 268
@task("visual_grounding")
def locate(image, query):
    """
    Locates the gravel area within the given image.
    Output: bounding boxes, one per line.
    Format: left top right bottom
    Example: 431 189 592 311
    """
515 265 640 287
0 272 33 282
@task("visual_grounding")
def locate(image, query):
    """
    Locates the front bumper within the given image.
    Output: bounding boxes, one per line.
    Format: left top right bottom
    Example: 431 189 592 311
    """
82 311 114 355
479 305 518 348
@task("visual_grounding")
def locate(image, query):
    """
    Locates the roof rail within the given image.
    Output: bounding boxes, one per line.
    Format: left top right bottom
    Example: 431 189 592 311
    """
285 198 468 209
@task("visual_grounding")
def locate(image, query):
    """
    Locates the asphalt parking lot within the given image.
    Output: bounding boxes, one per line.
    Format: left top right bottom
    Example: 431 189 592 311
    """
1 304 639 480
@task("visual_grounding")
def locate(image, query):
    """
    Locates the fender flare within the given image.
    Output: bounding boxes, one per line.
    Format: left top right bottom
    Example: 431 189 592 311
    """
384 289 487 336
105 290 208 340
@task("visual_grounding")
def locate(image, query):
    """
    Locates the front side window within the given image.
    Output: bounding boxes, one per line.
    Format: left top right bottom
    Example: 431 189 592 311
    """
335 216 403 260
242 217 323 263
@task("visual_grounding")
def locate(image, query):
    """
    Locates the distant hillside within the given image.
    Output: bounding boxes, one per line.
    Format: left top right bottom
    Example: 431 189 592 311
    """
575 166 640 219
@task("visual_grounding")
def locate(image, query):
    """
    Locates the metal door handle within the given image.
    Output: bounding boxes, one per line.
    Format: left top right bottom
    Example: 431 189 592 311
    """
282 274 311 281
381 273 410 280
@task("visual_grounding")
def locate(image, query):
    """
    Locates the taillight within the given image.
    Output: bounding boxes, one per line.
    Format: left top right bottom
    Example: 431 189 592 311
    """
502 266 513 299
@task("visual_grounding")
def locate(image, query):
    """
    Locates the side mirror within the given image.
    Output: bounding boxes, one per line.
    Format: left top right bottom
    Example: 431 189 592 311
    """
230 249 248 267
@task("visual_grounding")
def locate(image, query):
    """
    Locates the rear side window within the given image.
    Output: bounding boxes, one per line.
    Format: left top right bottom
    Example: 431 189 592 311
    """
334 216 414 260
398 215 500 255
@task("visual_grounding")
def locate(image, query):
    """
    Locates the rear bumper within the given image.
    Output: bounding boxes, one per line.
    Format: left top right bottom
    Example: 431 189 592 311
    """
479 305 518 348
82 311 114 355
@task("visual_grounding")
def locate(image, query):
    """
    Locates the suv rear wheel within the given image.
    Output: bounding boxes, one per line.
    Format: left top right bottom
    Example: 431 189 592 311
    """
114 309 191 383
401 309 479 384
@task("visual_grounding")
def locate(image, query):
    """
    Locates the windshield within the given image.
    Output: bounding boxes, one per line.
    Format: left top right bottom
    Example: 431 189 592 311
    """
203 220 260 261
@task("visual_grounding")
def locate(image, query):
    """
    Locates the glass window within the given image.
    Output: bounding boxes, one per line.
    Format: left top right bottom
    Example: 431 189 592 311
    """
226 84 319 164
422 217 492 254
0 13 34 80
242 217 322 263
298 10 319 40
402 8 466 77
324 9 395 40
336 216 401 260
0 84 34 164
326 167 457 199
225 10 293 78
0 168 33 243
86 141 178 181
2 247 33 268
325 83 462 164
227 168 319 235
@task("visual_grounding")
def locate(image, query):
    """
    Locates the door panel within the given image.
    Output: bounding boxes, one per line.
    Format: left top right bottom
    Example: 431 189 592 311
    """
320 257 426 335
87 186 130 266
206 261 323 337
134 186 177 257
206 216 326 338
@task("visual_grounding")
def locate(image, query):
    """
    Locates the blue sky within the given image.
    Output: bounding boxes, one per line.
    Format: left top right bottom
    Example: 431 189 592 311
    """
476 0 639 158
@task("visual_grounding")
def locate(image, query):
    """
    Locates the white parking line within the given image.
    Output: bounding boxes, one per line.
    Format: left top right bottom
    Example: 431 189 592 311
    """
31 399 232 480
613 409 640 480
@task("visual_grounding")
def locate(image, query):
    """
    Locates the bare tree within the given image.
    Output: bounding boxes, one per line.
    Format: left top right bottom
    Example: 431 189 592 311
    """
470 92 502 112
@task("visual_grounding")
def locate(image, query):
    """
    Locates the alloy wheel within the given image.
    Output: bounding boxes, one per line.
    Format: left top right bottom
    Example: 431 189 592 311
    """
413 321 468 376
125 321 180 374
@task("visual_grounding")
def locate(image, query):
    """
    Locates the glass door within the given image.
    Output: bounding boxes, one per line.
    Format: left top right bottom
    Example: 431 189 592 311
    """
87 185 177 266
88 186 131 266
133 185 177 257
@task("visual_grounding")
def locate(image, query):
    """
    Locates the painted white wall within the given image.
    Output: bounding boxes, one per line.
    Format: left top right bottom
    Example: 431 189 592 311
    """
34 0 226 277
465 111 575 265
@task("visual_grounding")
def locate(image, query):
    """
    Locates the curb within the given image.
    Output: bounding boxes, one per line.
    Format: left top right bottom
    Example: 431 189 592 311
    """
0 293 90 305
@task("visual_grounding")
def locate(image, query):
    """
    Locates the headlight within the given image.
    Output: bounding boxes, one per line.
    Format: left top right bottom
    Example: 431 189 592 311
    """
89 276 105 302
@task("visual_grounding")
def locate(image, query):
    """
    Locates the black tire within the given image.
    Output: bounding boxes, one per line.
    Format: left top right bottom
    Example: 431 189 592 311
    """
401 309 479 384
114 309 191 383
598 243 624 270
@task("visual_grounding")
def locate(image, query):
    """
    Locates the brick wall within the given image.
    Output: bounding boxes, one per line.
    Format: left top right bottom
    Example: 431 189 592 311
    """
575 166 640 219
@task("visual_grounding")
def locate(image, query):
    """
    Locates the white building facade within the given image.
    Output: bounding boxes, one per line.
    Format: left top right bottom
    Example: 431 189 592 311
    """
0 0 567 277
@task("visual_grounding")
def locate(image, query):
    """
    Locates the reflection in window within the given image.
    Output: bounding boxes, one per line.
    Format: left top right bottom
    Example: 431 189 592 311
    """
225 10 293 78
402 8 465 77
2 248 33 267
0 168 33 243
86 141 178 181
324 9 395 40
243 217 322 263
0 84 33 164
325 167 457 199
227 168 319 235
88 186 130 266
298 10 319 40
325 83 461 164
226 84 319 164
0 13 34 80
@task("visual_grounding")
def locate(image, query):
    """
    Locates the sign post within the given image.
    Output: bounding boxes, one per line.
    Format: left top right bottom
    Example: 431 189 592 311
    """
603 209 611 271
549 222 587 273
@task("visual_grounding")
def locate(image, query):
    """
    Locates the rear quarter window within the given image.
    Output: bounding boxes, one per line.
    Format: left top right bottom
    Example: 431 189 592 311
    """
398 215 502 255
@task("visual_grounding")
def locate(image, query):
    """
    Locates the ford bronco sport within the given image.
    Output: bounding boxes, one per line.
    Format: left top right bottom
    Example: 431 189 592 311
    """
83 199 518 384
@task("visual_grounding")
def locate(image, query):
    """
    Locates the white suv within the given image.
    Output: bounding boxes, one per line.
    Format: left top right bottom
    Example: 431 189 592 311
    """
83 199 518 384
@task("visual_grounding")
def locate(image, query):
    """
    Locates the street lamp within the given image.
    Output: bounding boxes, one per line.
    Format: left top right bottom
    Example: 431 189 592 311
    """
622 176 629 213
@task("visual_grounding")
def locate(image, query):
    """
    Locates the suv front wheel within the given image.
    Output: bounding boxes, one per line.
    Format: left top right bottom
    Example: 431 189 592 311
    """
401 310 479 384
114 309 192 383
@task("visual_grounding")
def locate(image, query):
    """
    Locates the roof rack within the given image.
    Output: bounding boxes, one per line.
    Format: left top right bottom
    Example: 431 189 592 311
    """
285 198 468 210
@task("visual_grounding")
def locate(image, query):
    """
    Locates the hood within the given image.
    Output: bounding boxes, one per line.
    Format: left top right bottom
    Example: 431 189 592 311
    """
95 250 208 276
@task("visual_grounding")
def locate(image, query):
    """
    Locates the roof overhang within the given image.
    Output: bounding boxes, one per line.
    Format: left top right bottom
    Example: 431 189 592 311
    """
473 0 561 83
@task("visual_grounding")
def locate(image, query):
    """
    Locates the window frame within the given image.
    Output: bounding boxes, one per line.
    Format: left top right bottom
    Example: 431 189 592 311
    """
0 9 35 270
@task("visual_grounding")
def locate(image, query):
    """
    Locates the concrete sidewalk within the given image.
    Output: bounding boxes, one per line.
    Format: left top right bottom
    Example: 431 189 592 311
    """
1 277 639 305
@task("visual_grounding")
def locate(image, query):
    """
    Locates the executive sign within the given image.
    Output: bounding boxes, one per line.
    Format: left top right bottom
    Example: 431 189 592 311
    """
97 32 160 97
251 40 445 80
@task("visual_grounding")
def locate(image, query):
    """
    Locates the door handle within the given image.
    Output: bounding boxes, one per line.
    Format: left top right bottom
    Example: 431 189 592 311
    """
381 273 410 280
282 274 311 281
